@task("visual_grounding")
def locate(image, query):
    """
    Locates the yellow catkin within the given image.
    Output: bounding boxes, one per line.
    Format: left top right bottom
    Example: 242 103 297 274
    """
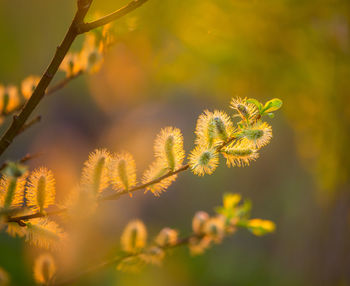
0 173 27 208
192 211 209 234
240 121 272 149
230 97 258 121
221 140 259 167
59 52 81 77
79 34 103 74
154 127 185 171
109 152 137 193
141 247 165 266
26 168 55 213
0 85 20 113
21 76 40 100
81 149 111 194
188 146 219 176
195 110 234 147
189 236 212 256
121 219 147 253
155 227 178 247
25 218 66 250
142 159 178 196
33 253 56 285
203 216 225 243
247 219 276 236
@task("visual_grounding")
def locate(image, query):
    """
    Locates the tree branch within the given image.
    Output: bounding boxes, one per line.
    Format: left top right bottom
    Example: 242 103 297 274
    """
0 1 92 158
77 0 149 34
54 233 201 286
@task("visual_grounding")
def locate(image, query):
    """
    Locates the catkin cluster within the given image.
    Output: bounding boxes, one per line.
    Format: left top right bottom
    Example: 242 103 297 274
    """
0 96 281 284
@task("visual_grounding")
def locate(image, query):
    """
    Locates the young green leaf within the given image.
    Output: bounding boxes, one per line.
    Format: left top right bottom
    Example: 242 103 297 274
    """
262 98 283 113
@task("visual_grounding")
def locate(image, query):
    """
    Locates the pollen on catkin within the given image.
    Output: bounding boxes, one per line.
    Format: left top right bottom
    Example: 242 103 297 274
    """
109 152 137 193
25 218 66 250
195 110 234 147
121 219 147 253
81 149 111 194
221 140 259 167
239 121 272 149
142 159 178 196
33 253 56 285
21 76 40 100
230 97 258 121
154 127 185 171
155 227 178 247
0 173 27 208
26 168 55 213
188 146 219 176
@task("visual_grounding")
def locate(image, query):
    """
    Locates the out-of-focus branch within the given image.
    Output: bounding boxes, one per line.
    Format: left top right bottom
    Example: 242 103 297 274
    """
54 233 200 286
77 0 149 34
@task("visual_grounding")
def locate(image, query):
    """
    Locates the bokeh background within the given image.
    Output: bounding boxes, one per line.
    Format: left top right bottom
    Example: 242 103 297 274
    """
1 0 350 285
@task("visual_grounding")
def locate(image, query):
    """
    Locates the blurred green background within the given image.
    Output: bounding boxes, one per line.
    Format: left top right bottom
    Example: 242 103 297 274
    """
1 0 350 285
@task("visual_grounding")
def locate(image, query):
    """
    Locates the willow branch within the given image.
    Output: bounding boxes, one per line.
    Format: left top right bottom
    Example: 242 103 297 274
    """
0 0 152 158
6 137 236 225
54 233 199 286
0 0 92 158
77 0 149 34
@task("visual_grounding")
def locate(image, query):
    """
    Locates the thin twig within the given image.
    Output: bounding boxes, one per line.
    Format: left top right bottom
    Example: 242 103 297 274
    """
17 115 41 135
46 71 84 96
0 152 42 172
77 0 149 34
